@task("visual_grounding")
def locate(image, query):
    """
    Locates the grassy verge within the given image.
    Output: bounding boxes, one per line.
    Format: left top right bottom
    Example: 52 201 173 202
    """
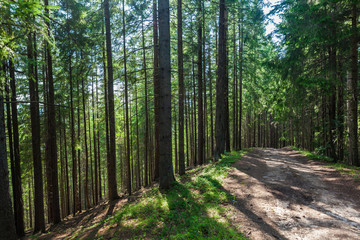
291 146 360 182
92 151 247 240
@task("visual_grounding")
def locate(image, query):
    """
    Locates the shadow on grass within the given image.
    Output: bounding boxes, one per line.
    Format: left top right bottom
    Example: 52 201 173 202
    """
102 180 246 239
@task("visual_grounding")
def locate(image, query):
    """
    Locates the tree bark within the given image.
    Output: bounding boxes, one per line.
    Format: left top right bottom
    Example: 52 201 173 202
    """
158 0 176 189
215 0 226 160
177 0 185 175
153 0 160 181
44 0 60 224
142 18 150 186
69 54 79 215
104 0 119 200
0 73 17 239
9 58 25 235
81 75 90 208
348 2 358 166
27 32 45 233
197 0 204 165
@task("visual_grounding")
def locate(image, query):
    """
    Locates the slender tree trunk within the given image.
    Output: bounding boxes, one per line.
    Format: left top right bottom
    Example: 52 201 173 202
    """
27 33 45 233
177 0 185 175
59 109 65 218
82 76 90 208
44 0 60 223
63 114 70 216
185 91 190 167
93 78 98 204
153 0 160 181
69 54 78 215
337 56 344 162
192 58 197 166
238 25 243 150
208 40 214 157
224 9 230 153
141 19 150 186
122 0 131 195
88 99 94 206
197 1 204 165
104 0 119 200
328 46 337 161
135 87 141 189
0 73 17 239
215 0 226 160
348 1 358 166
232 20 237 150
174 109 178 173
158 0 176 189
9 58 25 236
77 69 82 212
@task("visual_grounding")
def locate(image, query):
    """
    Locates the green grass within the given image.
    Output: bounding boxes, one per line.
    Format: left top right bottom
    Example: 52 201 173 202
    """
291 146 360 182
97 151 248 240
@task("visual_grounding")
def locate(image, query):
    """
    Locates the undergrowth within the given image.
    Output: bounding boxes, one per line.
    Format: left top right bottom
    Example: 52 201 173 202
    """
291 146 360 182
94 151 247 240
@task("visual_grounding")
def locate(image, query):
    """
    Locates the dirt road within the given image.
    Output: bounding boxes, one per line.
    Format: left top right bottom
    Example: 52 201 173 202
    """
222 148 360 240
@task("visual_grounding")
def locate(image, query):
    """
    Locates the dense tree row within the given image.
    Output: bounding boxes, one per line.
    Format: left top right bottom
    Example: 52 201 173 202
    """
0 0 358 238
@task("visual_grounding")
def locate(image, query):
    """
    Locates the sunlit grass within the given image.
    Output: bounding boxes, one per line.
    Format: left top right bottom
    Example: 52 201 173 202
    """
96 151 248 240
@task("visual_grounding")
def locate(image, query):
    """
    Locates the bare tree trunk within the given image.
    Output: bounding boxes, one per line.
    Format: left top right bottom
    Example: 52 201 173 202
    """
153 0 160 181
81 75 90 208
44 0 60 223
104 0 119 200
177 0 185 175
215 0 226 160
141 18 150 186
9 58 25 235
158 0 176 189
348 2 358 166
197 0 204 165
238 24 243 150
0 73 17 239
27 33 45 233
69 54 78 215
208 39 214 157
122 0 131 195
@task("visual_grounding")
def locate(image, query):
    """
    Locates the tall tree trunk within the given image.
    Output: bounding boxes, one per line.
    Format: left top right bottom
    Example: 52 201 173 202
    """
215 0 226 160
0 73 17 239
348 2 358 166
104 0 119 200
337 56 344 162
82 76 90 208
328 46 337 161
158 0 176 189
44 0 60 224
153 0 160 181
224 9 230 153
27 33 45 233
238 24 243 150
208 39 214 157
142 18 150 186
197 1 204 165
77 68 82 212
177 0 185 175
9 58 25 236
93 77 98 204
69 54 78 215
192 58 197 166
122 0 131 195
63 114 70 216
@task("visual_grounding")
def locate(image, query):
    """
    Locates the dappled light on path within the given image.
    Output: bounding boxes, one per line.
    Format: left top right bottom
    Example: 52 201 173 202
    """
222 148 360 239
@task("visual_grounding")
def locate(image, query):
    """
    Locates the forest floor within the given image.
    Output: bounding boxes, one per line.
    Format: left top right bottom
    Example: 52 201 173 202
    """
222 148 360 239
26 148 360 240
